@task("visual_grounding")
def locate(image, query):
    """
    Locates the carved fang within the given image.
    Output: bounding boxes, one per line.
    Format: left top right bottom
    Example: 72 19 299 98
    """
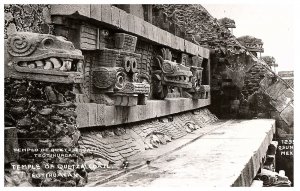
19 62 28 67
66 60 72 71
59 59 72 71
35 60 44 68
77 61 83 72
28 62 36 69
50 58 62 69
61 59 72 71
60 61 67 71
44 60 53 70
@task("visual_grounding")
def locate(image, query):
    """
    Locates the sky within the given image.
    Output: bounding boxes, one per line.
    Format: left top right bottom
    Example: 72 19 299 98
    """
203 4 295 72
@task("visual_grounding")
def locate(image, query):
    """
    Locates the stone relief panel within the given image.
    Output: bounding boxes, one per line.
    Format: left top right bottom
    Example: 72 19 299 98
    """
5 32 84 84
151 48 209 99
51 16 210 106
90 32 150 106
4 31 88 186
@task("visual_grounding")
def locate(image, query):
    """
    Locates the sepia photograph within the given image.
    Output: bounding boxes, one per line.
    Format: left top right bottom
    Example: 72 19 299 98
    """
3 1 296 188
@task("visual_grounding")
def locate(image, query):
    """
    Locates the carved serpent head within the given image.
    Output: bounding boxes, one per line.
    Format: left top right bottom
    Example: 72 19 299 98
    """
237 35 264 53
5 32 84 83
218 17 236 29
154 48 193 89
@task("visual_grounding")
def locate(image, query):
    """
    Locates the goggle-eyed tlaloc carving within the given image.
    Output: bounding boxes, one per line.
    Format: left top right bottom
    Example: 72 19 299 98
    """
91 33 150 106
5 32 84 84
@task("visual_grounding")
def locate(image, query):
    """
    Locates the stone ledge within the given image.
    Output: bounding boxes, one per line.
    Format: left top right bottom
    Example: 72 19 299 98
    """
92 119 275 187
75 98 211 128
50 4 210 58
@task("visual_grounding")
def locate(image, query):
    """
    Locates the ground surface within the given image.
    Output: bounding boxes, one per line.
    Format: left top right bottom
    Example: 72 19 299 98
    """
88 119 275 187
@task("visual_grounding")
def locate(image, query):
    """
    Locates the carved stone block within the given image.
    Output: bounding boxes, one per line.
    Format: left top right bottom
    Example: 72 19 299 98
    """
97 49 120 67
192 56 203 67
90 4 102 21
86 32 150 106
92 67 118 91
151 48 194 99
111 6 121 28
114 33 137 52
79 25 98 50
5 32 84 84
119 9 129 31
200 85 210 99
114 94 138 106
181 53 189 66
101 4 112 24
5 127 19 163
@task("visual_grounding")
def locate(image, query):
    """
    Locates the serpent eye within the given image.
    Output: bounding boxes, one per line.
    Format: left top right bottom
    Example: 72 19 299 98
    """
42 38 54 48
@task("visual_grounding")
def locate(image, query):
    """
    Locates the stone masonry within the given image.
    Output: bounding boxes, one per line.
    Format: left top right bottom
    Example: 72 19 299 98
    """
4 4 294 187
4 5 87 187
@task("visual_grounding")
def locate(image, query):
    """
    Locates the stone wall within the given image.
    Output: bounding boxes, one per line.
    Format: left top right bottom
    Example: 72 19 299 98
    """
157 4 294 184
135 39 155 87
278 71 294 88
79 108 218 165
4 4 294 186
4 4 87 187
242 63 269 99
4 4 53 38
4 80 87 186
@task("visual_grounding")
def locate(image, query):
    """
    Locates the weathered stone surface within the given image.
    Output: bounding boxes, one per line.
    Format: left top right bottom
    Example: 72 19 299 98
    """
270 93 293 113
283 88 294 101
75 103 94 127
90 5 102 21
76 98 210 128
97 119 274 187
119 9 129 31
280 104 294 126
101 4 112 24
51 4 91 17
134 15 143 36
5 4 87 187
265 80 288 100
6 23 17 36
178 37 185 52
80 108 217 163
4 127 19 163
111 6 120 28
5 32 84 84
276 120 291 135
42 7 51 24
5 5 53 38
166 31 172 46
259 75 274 90
157 27 164 44
237 35 264 53
128 14 135 33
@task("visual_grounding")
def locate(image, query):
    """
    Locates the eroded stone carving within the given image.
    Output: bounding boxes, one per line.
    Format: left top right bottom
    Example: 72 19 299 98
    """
199 85 210 99
151 48 208 100
5 32 84 84
237 35 264 53
187 55 205 99
91 33 150 106
218 17 236 29
151 48 193 99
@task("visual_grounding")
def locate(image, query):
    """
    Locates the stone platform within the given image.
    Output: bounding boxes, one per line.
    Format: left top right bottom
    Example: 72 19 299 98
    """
87 119 275 187
76 98 210 128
